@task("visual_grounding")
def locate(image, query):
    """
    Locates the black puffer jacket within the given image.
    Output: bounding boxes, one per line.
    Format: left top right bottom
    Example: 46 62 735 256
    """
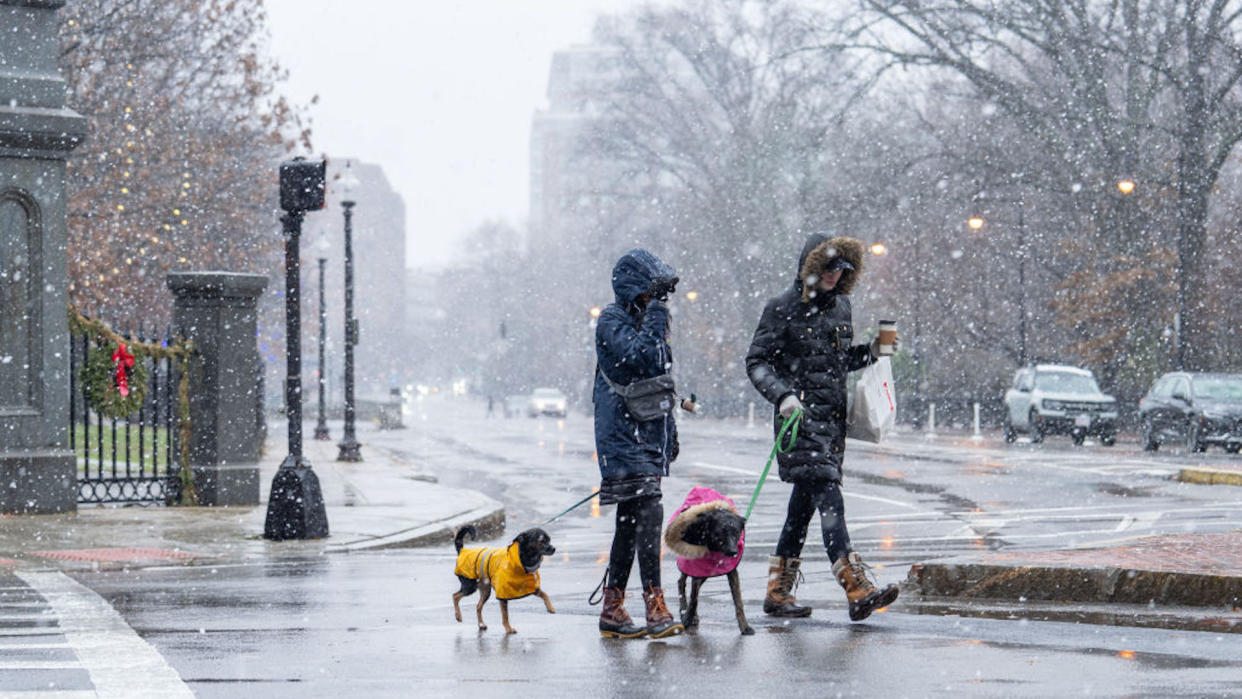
745 234 874 483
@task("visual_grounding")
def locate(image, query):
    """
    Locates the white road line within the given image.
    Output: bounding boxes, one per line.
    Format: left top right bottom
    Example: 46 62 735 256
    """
688 461 757 476
0 660 83 670
840 490 931 511
16 570 193 699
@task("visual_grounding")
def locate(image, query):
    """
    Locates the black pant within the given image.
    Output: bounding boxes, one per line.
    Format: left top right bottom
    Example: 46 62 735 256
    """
606 496 664 591
774 480 851 563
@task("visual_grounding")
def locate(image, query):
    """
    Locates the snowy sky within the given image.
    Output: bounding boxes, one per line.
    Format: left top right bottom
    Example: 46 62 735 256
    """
265 0 634 270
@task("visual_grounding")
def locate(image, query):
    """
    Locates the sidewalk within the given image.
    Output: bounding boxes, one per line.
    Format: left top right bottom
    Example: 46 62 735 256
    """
905 532 1242 633
0 420 505 572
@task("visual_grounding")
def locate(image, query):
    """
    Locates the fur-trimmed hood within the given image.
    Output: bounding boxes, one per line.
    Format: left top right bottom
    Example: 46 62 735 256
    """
664 486 744 577
798 235 864 302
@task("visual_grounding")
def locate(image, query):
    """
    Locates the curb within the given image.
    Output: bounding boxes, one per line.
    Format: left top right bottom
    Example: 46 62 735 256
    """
325 504 506 553
1178 467 1242 486
907 561 1242 608
900 597 1242 635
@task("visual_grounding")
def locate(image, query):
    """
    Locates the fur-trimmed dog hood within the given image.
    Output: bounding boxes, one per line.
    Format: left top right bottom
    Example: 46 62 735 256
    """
664 486 744 578
798 235 864 302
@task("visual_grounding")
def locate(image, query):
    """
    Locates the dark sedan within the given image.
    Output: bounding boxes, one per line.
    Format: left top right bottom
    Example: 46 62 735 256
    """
1139 372 1242 453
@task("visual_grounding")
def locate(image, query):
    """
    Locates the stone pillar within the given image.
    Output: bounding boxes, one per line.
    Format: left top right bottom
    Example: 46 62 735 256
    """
167 272 268 506
0 1 87 514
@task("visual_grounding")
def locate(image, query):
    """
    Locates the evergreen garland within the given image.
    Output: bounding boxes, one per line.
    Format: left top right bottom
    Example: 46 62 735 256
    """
69 306 199 505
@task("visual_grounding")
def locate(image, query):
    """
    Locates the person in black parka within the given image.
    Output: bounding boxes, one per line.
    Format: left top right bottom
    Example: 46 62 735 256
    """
593 248 684 640
746 234 899 622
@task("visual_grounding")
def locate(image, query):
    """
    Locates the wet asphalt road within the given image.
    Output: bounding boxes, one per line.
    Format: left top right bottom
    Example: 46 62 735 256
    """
53 398 1242 695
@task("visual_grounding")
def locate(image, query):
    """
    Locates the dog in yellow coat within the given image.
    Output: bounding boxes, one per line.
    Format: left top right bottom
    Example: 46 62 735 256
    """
452 525 556 634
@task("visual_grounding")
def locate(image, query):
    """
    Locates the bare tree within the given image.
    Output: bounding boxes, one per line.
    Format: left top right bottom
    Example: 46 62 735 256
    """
59 0 311 327
857 0 1242 372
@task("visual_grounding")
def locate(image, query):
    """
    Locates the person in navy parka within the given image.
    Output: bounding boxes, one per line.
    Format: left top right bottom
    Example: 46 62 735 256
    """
593 249 684 640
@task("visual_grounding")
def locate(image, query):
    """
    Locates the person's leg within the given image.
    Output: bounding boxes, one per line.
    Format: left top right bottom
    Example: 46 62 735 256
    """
600 500 646 638
814 480 852 564
774 482 816 558
631 496 681 638
632 497 664 589
607 500 640 590
820 480 900 621
766 482 816 617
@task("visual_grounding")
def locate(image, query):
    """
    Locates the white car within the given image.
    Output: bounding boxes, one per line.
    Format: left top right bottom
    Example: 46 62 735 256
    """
527 388 568 418
1003 364 1118 446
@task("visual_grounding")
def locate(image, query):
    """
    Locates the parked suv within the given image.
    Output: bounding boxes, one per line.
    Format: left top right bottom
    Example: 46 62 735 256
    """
1139 373 1242 453
1003 364 1118 445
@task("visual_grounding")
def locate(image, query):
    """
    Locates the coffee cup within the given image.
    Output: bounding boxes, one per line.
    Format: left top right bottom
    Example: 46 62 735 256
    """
878 320 897 356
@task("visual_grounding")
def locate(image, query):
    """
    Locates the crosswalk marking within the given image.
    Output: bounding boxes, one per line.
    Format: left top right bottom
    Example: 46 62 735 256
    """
2 570 194 698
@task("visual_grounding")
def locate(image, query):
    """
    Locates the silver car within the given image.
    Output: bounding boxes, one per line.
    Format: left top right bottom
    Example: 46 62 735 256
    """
1003 364 1119 446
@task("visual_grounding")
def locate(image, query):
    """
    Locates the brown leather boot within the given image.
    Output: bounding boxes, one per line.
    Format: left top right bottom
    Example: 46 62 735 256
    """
642 585 684 639
764 555 812 617
599 587 647 639
832 551 899 622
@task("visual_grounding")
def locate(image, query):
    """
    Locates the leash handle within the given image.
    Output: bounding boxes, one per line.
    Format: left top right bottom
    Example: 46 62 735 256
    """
744 408 802 520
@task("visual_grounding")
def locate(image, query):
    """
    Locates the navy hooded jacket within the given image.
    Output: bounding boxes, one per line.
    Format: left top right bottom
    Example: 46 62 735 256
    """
593 249 678 481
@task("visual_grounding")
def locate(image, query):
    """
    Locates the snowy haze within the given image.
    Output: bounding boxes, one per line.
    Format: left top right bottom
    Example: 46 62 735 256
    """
265 0 634 269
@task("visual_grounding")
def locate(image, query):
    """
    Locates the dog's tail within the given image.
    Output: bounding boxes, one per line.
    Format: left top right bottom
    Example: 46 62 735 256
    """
454 525 477 553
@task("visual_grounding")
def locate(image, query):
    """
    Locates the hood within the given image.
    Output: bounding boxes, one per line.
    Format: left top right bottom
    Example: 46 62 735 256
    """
797 235 864 302
612 248 676 307
664 486 742 560
1197 398 1242 416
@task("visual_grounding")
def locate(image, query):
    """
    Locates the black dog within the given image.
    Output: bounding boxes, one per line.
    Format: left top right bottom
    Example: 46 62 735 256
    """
664 488 753 635
452 525 556 634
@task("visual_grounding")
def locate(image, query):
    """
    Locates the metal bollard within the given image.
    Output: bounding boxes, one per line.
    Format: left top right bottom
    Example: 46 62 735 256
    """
926 402 937 439
971 402 983 441
747 401 756 429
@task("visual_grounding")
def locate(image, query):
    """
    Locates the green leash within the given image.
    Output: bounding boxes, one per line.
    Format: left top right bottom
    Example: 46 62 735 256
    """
538 489 598 527
744 408 802 520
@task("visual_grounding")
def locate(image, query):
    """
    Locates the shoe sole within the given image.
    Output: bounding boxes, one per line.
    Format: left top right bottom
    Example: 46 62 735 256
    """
849 586 900 622
763 607 812 618
600 628 648 639
647 623 685 639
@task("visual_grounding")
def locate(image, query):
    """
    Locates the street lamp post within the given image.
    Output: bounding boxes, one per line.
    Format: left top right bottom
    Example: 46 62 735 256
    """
264 157 329 541
337 164 363 462
313 233 330 441
968 198 1029 366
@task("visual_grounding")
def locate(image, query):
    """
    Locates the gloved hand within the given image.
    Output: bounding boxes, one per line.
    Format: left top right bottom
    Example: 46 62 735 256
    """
646 276 679 302
779 394 804 419
870 334 900 359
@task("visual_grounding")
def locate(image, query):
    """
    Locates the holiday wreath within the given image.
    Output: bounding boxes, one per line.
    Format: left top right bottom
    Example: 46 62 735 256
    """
69 306 199 505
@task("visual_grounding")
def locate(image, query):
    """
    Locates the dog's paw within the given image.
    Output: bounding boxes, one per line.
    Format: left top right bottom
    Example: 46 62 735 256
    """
505 627 518 635
740 626 755 636
477 623 487 631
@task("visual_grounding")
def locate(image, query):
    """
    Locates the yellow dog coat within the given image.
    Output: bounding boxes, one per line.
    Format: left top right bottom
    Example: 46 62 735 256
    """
454 542 541 600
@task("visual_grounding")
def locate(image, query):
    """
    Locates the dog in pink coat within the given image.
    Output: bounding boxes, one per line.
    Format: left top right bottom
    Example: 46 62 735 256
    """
664 486 753 635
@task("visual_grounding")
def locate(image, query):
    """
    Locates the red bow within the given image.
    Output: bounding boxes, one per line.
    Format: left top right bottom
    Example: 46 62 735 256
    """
112 342 135 397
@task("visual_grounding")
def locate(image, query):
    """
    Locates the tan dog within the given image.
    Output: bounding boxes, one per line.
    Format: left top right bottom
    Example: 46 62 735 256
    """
452 525 556 634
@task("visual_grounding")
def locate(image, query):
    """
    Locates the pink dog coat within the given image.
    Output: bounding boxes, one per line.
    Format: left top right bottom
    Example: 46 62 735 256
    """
664 486 745 578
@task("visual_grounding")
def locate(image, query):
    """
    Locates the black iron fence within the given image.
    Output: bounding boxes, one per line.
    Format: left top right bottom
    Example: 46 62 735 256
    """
68 323 185 505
